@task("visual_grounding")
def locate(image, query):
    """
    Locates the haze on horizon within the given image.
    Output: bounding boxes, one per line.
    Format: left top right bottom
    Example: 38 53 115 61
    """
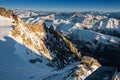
0 0 120 12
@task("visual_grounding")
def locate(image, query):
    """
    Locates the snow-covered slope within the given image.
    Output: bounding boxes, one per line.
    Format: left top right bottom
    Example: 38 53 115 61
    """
0 16 13 40
0 13 53 80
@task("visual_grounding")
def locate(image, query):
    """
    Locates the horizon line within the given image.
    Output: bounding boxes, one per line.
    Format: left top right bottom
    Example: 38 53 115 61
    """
1 6 120 13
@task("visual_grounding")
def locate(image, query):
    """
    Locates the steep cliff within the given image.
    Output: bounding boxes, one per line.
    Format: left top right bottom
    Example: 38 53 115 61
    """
0 7 82 68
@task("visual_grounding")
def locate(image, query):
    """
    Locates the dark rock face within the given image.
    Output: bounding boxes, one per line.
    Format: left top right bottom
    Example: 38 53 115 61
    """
95 43 120 68
70 37 120 68
44 25 81 68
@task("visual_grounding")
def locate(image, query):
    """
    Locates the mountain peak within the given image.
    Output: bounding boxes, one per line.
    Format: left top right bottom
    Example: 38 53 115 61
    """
0 7 14 18
0 7 21 24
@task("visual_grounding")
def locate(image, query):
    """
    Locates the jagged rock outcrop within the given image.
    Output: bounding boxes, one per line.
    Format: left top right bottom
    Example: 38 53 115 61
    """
75 56 101 80
0 7 82 68
11 20 82 68
44 25 81 68
12 22 53 60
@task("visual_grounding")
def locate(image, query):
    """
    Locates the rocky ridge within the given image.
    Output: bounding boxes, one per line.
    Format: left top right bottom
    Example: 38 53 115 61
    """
0 7 82 68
